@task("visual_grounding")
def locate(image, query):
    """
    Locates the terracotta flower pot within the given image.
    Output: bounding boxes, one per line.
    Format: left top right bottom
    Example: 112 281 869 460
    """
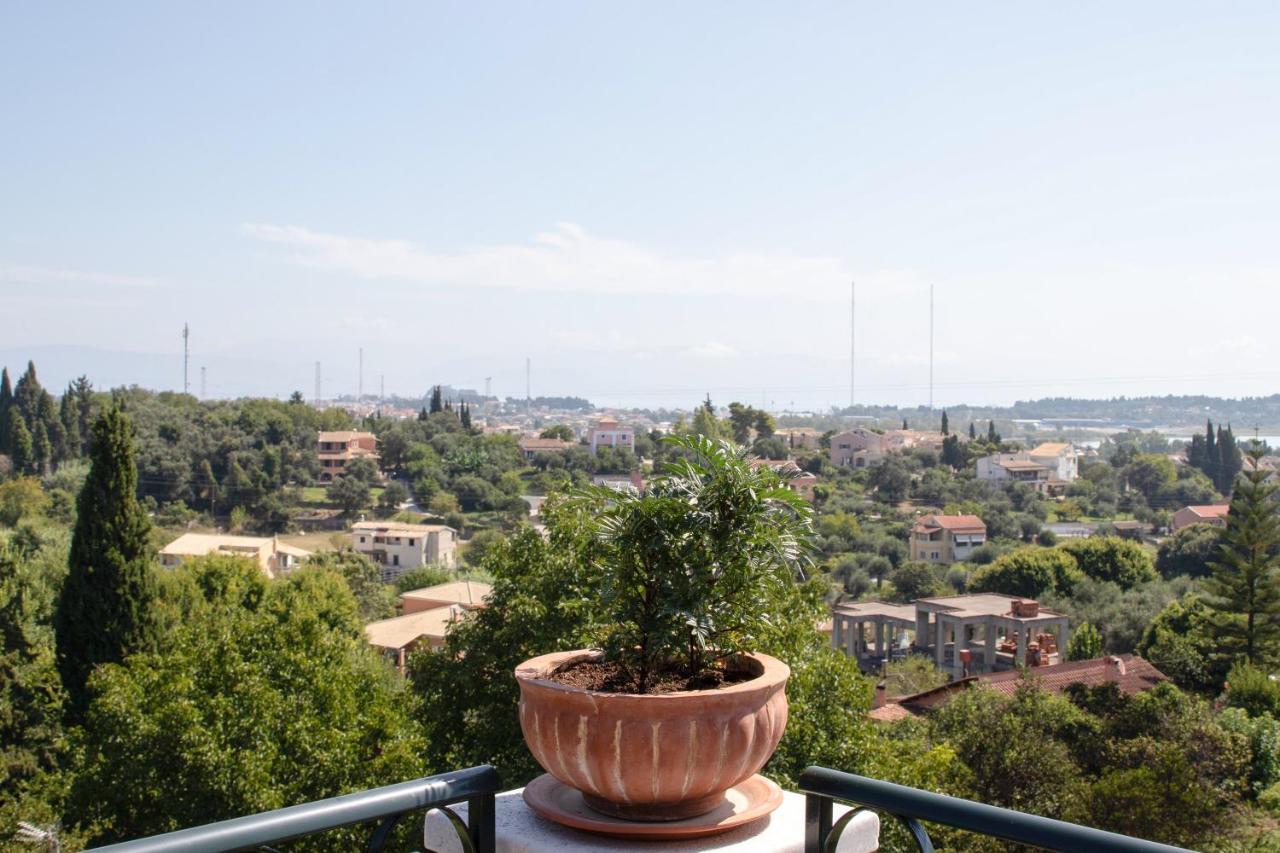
515 649 789 821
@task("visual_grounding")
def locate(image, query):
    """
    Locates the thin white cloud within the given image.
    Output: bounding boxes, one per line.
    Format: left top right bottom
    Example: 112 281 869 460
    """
242 222 859 298
0 264 162 288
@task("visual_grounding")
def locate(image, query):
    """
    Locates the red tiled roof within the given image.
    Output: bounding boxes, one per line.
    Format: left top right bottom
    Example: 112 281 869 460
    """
915 514 986 532
978 654 1168 698
867 703 914 723
877 655 1170 721
1184 504 1230 519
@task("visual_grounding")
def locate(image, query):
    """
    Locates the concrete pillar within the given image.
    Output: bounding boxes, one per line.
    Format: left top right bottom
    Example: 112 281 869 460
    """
846 621 858 657
1015 626 1027 667
874 622 884 657
915 610 929 650
985 623 998 670
935 617 946 666
832 615 843 651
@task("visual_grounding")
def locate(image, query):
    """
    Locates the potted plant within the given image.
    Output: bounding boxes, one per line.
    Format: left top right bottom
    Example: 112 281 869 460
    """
515 435 813 822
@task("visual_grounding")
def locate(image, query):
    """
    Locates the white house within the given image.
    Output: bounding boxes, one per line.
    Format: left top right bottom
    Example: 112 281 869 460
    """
350 521 458 581
1027 443 1078 482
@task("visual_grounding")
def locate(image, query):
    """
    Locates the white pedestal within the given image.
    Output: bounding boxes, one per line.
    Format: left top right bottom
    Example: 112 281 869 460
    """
425 788 880 853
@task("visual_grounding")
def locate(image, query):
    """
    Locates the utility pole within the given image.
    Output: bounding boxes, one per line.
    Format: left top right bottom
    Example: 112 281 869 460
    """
182 322 189 394
849 281 856 410
485 376 492 398
380 374 385 403
928 284 935 411
200 366 206 400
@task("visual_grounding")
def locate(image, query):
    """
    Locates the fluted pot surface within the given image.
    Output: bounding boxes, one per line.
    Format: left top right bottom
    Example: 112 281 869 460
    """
515 649 789 821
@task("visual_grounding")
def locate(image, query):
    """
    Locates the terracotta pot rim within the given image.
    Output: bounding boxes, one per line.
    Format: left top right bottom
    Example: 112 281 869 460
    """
515 648 790 699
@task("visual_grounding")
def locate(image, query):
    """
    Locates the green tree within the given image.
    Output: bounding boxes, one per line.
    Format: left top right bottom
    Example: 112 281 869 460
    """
1067 621 1103 661
55 407 159 718
393 564 452 595
429 385 443 414
690 397 723 440
940 410 949 435
0 477 47 526
1203 447 1280 667
377 480 409 514
940 434 965 468
1217 424 1243 494
326 474 371 516
539 424 574 441
1123 454 1176 502
6 409 34 474
888 561 944 603
1156 523 1221 579
0 368 11 456
300 548 395 622
969 546 1083 598
1224 661 1280 718
0 544 66 813
1058 536 1157 589
70 566 425 848
31 420 51 473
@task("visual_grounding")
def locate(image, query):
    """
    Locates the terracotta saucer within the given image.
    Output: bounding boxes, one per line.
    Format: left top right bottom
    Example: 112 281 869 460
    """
522 773 783 841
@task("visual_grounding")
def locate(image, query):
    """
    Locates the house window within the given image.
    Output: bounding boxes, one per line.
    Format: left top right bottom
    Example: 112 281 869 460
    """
359 536 365 543
393 555 400 567
409 538 416 546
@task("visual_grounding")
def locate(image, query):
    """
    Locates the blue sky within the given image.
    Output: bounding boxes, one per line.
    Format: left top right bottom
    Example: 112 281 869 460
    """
2 3 1277 409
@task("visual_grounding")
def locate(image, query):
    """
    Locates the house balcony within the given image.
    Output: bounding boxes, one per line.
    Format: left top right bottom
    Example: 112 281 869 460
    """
84 764 1190 853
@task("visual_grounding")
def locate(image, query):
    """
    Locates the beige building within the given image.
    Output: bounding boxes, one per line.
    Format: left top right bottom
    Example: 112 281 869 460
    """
517 437 574 460
350 521 458 581
401 580 492 614
365 605 468 673
159 533 311 579
1171 504 1230 532
317 430 379 483
775 428 824 451
829 427 952 467
909 514 987 563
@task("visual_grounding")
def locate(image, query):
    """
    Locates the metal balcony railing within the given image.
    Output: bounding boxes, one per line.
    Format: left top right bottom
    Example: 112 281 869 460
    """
799 766 1191 853
86 765 499 853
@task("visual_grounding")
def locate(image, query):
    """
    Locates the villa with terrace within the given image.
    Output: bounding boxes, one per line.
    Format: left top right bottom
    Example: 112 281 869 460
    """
830 593 1070 678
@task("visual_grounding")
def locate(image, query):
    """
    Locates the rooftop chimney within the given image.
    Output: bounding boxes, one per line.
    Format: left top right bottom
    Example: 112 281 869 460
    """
1105 656 1127 681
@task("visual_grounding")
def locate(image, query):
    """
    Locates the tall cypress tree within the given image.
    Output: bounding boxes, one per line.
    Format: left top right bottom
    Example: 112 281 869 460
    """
54 407 159 718
59 389 80 460
1204 419 1219 489
1203 445 1280 667
71 375 94 456
941 410 949 436
460 401 472 430
969 421 976 440
1218 424 1242 494
1187 433 1206 471
0 367 11 455
429 385 443 414
12 361 43 426
6 409 33 474
31 420 50 474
